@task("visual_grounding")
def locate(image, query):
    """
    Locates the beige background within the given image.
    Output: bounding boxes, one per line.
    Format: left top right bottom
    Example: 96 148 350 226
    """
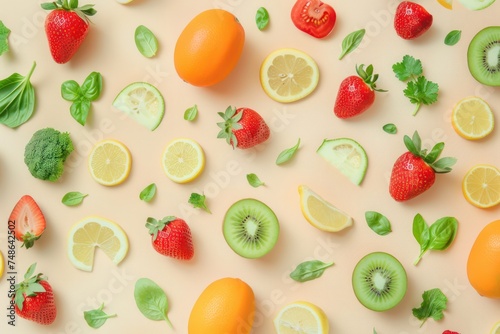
1 0 500 333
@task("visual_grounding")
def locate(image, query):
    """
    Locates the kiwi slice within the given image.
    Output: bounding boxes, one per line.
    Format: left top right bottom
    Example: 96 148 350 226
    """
223 198 280 259
467 26 500 87
352 252 407 312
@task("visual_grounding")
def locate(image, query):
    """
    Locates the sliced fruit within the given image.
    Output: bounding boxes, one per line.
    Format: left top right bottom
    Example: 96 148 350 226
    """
116 0 134 3
222 198 280 259
0 250 4 279
459 0 496 10
260 48 319 103
490 321 500 334
317 137 368 185
67 216 129 272
437 0 453 9
274 301 329 334
467 26 500 87
9 195 46 249
298 185 353 232
88 139 132 186
112 82 165 130
162 138 205 183
451 96 494 140
462 164 500 208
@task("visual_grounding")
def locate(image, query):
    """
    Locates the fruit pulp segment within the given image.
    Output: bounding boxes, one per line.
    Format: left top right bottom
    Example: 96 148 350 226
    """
72 223 121 263
277 306 319 333
307 195 350 229
267 54 314 98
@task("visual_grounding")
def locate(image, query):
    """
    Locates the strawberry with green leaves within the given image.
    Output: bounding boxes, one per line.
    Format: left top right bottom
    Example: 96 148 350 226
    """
394 1 433 40
41 0 96 64
217 106 270 149
9 195 46 249
389 131 456 202
146 216 194 260
14 263 57 325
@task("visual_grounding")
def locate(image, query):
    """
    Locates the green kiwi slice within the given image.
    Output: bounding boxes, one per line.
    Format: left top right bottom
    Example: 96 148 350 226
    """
223 198 280 259
467 26 500 87
352 252 407 312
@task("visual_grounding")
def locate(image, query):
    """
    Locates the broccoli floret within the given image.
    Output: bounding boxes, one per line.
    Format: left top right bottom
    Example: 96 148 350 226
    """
24 127 74 181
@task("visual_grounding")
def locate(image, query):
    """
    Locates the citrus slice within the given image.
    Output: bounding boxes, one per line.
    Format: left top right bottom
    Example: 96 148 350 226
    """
116 0 134 3
0 250 4 279
274 301 329 334
260 48 319 103
162 138 205 183
67 216 129 272
462 164 500 208
112 82 165 131
459 0 496 10
437 0 453 9
298 185 353 232
88 139 132 186
452 96 494 140
317 138 368 185
491 321 500 334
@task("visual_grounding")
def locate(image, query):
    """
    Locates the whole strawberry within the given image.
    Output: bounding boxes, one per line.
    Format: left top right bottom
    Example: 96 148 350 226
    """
14 263 57 325
334 64 386 119
394 1 433 40
443 331 460 334
217 106 270 149
9 195 46 249
389 131 456 201
146 216 194 260
41 0 96 64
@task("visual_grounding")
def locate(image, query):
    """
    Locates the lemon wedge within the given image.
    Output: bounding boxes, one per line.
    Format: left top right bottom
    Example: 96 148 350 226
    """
462 164 500 208
274 301 329 334
162 138 205 183
437 0 453 9
88 139 132 186
452 96 494 140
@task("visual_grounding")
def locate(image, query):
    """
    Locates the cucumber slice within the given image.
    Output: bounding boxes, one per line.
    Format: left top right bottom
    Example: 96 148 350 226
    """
459 0 496 10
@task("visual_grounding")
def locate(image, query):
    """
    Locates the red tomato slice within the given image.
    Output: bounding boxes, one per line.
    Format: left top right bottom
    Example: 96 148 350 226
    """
291 0 336 38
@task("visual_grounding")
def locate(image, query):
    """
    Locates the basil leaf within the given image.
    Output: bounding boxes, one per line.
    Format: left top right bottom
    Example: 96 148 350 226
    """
0 21 11 56
290 260 334 282
444 30 461 46
83 303 116 329
365 211 392 236
62 191 88 206
61 80 81 101
135 25 158 58
255 7 270 30
413 213 429 247
139 183 157 202
339 29 365 60
276 138 300 165
246 173 265 187
70 98 91 126
183 104 198 121
413 214 458 265
383 123 397 134
81 72 102 101
134 278 173 327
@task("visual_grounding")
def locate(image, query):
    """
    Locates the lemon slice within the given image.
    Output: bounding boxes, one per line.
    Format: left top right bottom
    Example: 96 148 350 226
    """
452 96 494 140
116 0 134 3
298 185 353 232
260 48 319 103
317 138 368 185
437 0 453 9
162 138 205 183
88 139 132 186
67 216 129 272
0 250 4 279
491 321 500 334
274 301 329 334
462 164 500 208
113 82 165 131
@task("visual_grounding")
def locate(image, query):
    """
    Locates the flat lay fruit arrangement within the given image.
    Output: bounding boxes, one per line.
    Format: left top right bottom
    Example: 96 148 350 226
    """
1 0 500 333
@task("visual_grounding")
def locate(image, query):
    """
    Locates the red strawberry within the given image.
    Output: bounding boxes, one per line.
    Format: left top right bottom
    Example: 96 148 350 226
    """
217 106 270 149
394 1 433 40
14 263 57 325
146 216 194 260
41 0 96 64
389 131 456 201
443 331 460 334
334 64 386 119
9 195 46 249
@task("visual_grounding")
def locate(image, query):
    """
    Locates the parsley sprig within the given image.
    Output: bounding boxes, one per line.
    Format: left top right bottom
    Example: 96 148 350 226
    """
392 55 439 116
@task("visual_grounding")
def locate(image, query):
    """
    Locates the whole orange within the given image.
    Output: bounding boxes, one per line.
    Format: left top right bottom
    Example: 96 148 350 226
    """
188 277 255 334
467 219 500 298
174 9 245 87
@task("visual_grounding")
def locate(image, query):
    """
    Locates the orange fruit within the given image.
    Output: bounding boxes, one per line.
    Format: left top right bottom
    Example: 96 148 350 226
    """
467 220 500 298
174 9 245 87
188 277 255 334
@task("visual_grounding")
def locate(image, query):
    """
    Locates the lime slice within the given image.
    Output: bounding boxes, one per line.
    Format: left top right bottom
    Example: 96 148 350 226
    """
490 320 500 334
317 138 368 185
112 82 165 131
459 0 496 10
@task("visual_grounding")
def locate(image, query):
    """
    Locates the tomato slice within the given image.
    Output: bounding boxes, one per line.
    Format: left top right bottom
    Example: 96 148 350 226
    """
291 0 336 38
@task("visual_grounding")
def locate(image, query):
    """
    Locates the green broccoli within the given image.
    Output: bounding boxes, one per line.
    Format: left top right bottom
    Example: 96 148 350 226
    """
24 127 74 181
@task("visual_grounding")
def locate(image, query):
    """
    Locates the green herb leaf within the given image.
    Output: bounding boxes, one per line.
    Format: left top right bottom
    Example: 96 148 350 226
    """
339 29 365 60
0 21 11 56
365 211 392 236
413 214 458 265
382 123 397 134
255 7 270 30
61 72 102 125
70 98 91 126
183 104 198 121
290 260 334 282
61 80 81 101
134 278 173 328
373 329 378 334
139 183 157 202
135 25 158 58
276 138 300 165
392 55 422 81
83 303 116 329
188 193 211 213
62 191 88 206
247 173 265 187
412 288 448 327
444 30 461 46
81 72 102 101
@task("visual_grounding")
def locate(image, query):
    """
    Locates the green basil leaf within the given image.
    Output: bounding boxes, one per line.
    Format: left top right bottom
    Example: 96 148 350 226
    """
83 304 116 329
81 72 102 101
255 7 270 30
135 25 158 58
62 191 88 206
290 260 334 282
246 173 265 187
183 104 198 121
0 21 11 56
428 217 458 251
339 29 365 60
365 211 392 236
382 123 397 134
61 80 81 101
276 138 300 165
444 30 461 46
412 213 429 248
139 183 157 202
70 98 91 125
134 278 173 327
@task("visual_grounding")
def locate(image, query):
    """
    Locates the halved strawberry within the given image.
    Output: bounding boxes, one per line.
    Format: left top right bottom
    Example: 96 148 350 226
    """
9 195 46 249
